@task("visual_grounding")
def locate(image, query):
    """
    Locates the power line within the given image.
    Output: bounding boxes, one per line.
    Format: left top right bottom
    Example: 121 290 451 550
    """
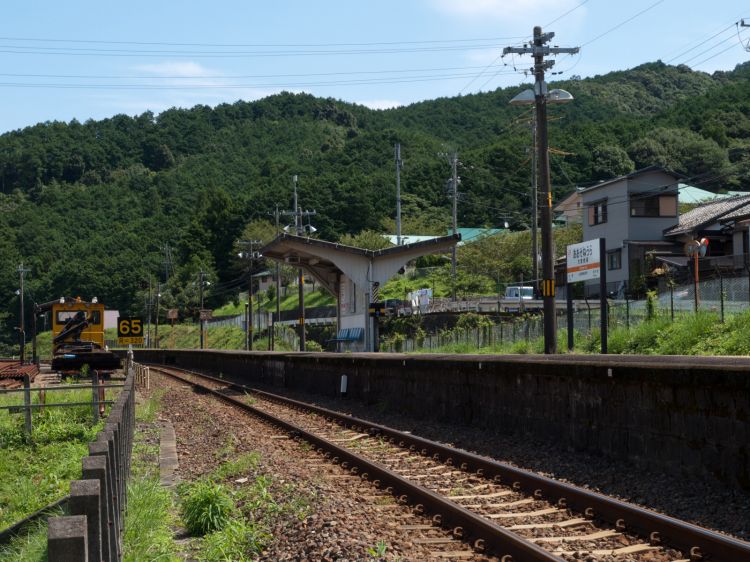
0 34 528 49
691 37 749 68
0 42 513 58
0 62 512 81
677 28 746 67
579 0 665 48
665 22 739 64
543 0 592 28
0 69 524 91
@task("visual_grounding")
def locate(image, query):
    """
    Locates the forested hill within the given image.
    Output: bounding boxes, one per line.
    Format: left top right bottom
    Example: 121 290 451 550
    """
0 60 748 346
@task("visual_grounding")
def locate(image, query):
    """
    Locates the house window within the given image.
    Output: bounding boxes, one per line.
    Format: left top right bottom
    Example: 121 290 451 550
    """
607 249 622 270
630 194 677 217
587 200 607 225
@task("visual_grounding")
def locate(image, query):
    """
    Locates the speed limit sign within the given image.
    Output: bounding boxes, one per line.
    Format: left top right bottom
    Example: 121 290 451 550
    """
117 317 144 345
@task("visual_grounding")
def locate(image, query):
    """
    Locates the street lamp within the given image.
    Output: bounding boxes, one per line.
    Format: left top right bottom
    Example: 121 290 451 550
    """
509 85 574 354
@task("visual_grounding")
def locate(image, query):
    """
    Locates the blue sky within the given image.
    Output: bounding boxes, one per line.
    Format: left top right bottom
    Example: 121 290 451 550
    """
0 0 748 133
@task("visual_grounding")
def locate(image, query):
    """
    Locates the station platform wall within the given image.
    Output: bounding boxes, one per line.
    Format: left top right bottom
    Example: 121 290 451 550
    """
130 349 750 490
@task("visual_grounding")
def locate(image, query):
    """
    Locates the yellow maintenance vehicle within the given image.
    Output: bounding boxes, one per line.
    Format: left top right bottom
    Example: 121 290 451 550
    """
36 297 121 372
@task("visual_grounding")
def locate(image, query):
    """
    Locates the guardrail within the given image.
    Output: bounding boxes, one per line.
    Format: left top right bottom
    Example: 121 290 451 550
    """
46 354 135 562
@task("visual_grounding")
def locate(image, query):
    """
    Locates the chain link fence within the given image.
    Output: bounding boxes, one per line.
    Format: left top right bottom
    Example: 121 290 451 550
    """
382 271 750 353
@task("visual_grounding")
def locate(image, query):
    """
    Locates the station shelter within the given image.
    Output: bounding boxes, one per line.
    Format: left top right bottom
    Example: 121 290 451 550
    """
260 233 460 351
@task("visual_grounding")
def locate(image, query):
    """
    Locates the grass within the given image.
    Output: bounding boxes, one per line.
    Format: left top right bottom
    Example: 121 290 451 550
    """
0 507 62 562
0 387 110 529
213 289 334 317
122 388 179 562
409 309 750 356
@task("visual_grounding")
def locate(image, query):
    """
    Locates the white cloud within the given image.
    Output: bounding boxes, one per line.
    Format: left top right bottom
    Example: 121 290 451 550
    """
132 61 217 78
430 0 582 22
357 99 403 110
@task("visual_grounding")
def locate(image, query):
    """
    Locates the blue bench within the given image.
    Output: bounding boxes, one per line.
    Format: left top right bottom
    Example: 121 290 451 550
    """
326 327 364 350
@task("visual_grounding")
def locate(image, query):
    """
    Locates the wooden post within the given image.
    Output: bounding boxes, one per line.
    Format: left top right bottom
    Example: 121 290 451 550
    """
23 374 32 441
91 373 99 424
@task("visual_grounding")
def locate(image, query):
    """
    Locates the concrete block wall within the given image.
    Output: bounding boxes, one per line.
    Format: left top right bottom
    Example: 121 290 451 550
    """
132 350 750 490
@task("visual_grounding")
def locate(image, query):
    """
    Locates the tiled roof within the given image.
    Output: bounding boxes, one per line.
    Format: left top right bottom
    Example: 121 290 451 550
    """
718 201 750 222
664 195 750 236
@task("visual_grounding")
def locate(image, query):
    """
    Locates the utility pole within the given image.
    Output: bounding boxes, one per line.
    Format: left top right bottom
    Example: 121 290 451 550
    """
146 276 152 348
239 239 262 350
282 175 316 351
449 152 459 302
198 271 207 349
504 27 579 354
17 264 29 362
530 113 539 292
155 284 161 349
395 143 403 245
273 205 282 350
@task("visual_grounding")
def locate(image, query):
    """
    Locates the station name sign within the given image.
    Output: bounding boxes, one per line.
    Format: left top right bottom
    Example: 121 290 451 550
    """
566 239 601 282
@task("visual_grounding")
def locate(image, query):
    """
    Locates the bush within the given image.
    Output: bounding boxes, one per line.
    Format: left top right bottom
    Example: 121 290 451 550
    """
304 340 323 352
201 519 269 562
455 312 493 330
653 311 718 355
181 481 235 535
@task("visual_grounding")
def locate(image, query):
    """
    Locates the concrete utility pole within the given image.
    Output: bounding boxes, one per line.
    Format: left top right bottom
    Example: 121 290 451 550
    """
282 175 317 351
439 151 460 301
504 27 579 354
395 143 403 245
155 284 161 348
530 113 539 292
146 276 152 348
198 271 207 349
450 152 459 302
17 263 30 362
239 239 262 350
274 204 281 349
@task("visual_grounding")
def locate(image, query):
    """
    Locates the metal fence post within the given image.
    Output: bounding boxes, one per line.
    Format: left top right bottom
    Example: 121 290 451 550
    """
720 273 725 323
670 284 674 321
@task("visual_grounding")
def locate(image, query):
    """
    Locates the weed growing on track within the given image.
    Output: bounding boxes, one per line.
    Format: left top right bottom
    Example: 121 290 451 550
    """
367 539 388 559
200 518 269 562
213 452 261 480
181 480 236 535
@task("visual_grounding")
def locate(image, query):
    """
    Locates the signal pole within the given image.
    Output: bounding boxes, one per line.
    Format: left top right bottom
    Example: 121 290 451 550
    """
504 27 579 354
282 175 316 351
395 143 403 245
17 264 29 362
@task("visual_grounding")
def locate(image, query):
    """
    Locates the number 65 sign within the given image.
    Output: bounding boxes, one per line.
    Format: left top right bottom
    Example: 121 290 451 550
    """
117 317 144 345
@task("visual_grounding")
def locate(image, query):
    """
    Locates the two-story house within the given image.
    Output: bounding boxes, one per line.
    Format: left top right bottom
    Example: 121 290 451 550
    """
580 166 683 296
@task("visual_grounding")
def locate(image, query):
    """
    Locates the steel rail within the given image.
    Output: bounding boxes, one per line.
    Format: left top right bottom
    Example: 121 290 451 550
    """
0 496 68 545
150 364 750 562
155 366 561 561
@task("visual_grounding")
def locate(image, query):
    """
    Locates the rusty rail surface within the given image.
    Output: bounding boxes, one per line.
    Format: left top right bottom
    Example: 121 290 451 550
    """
150 364 750 562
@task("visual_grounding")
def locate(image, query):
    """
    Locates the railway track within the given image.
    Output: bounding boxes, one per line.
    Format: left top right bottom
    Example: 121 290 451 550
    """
149 364 750 562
